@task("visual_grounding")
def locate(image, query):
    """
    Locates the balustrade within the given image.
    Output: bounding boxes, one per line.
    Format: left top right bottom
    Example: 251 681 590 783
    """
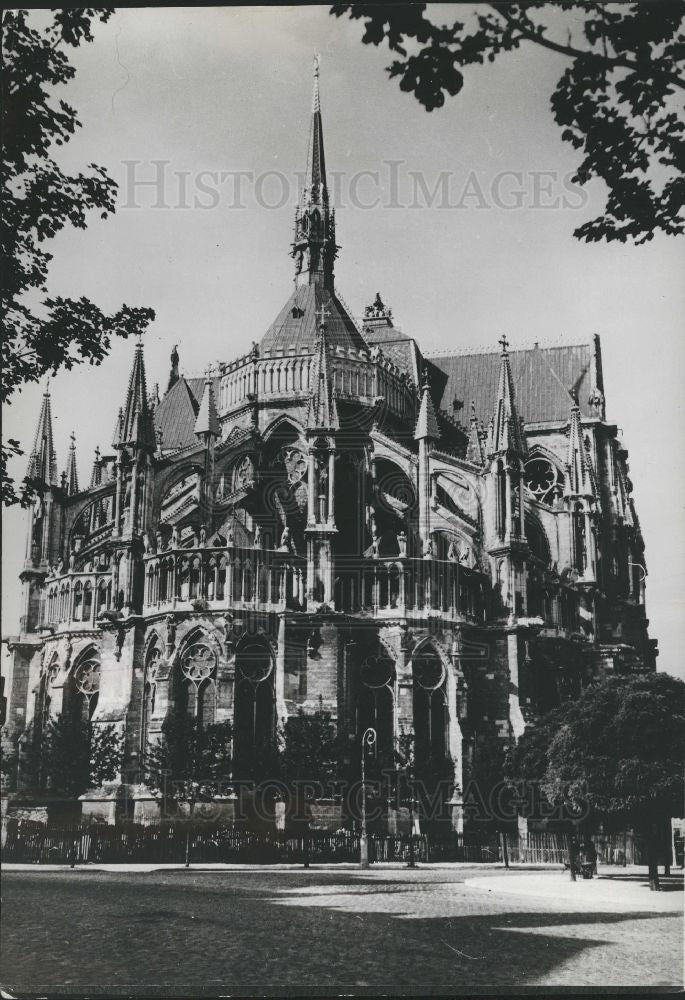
345 557 485 621
143 544 306 613
220 351 416 422
42 571 114 629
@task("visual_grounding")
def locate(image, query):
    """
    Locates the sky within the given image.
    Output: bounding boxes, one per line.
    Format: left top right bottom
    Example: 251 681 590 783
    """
3 5 684 679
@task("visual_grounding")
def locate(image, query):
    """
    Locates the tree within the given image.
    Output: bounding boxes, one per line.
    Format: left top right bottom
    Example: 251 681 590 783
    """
509 673 685 889
145 714 234 810
278 708 342 793
2 9 155 507
27 706 122 799
333 2 685 244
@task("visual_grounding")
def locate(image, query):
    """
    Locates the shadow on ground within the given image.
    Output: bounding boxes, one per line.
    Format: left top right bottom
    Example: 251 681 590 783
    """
1 871 681 997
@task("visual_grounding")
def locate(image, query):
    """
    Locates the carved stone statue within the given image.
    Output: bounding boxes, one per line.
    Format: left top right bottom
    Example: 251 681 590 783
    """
171 526 179 549
398 531 407 557
199 524 207 547
279 526 291 552
447 540 458 562
253 524 261 548
423 537 433 559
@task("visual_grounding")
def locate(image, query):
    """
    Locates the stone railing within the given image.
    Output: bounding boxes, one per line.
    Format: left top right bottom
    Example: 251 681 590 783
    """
143 544 306 613
42 571 114 629
336 557 486 621
219 347 416 424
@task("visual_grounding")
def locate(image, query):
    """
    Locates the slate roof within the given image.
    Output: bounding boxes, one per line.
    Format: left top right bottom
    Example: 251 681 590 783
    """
154 376 220 452
428 343 596 426
260 283 368 355
362 325 422 384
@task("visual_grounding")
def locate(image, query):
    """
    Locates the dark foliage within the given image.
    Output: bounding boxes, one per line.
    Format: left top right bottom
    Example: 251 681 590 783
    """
333 2 685 244
277 708 343 791
2 9 155 506
145 715 234 805
25 706 122 798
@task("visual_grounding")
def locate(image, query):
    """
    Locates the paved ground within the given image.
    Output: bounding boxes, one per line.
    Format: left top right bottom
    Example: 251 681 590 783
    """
1 866 682 996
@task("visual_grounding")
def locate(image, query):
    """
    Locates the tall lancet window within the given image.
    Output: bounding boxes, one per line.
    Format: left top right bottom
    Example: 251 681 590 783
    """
573 502 586 575
496 462 507 540
141 644 160 761
180 640 217 731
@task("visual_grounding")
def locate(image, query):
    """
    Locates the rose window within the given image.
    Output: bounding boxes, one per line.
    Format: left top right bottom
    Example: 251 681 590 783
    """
181 643 216 683
360 654 395 689
414 652 445 691
238 643 273 684
524 458 562 506
73 657 101 696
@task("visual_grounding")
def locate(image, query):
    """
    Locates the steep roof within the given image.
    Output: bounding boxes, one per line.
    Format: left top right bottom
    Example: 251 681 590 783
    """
428 342 595 426
363 325 422 384
260 283 368 355
154 376 218 452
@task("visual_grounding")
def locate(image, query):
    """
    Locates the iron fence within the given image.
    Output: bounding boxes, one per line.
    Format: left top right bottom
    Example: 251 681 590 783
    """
0 820 657 867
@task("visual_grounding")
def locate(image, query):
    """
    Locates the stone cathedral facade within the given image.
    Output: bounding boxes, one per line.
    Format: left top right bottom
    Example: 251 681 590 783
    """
2 65 656 827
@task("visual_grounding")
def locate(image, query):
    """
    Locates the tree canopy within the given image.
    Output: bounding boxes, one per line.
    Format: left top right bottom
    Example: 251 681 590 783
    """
332 2 685 244
145 715 234 807
541 672 685 828
25 707 123 798
2 8 155 507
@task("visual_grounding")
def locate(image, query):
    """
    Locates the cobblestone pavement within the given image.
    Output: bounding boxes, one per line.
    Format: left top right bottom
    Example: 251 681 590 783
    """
2 868 682 996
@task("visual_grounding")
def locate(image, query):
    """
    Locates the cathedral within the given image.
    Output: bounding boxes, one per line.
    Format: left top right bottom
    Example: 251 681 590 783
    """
2 63 657 828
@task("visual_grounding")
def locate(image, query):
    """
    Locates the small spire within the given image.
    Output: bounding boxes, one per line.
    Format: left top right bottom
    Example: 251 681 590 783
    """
306 319 338 431
414 367 440 441
64 432 79 495
565 394 595 498
112 407 124 448
90 446 102 489
26 385 58 485
466 400 484 465
194 371 220 439
118 338 155 450
487 338 527 458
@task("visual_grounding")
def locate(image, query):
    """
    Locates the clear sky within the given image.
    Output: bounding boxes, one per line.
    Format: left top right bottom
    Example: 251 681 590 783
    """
3 6 684 679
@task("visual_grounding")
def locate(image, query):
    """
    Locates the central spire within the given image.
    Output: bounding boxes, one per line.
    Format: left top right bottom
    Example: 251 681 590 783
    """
291 57 338 288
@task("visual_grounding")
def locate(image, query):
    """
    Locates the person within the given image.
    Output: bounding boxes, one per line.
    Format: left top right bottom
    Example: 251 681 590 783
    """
581 837 598 876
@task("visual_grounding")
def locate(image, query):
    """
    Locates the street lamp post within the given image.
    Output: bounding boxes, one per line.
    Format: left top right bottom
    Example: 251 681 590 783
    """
360 727 377 868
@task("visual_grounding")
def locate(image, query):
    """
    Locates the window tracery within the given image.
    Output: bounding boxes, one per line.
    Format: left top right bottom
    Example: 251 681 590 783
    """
524 457 563 506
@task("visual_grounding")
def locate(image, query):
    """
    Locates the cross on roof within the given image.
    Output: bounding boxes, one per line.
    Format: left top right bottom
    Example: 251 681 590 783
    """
317 304 331 328
499 334 509 355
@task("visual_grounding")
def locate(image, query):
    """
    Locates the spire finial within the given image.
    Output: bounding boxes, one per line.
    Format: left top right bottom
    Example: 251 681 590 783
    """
499 334 509 356
313 53 321 112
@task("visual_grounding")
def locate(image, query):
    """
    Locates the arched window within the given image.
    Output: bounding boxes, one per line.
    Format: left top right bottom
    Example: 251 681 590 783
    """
72 582 83 621
357 648 395 760
412 647 450 771
573 502 586 574
70 652 101 720
179 639 217 731
82 580 93 622
141 644 161 760
233 640 274 779
524 456 563 507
